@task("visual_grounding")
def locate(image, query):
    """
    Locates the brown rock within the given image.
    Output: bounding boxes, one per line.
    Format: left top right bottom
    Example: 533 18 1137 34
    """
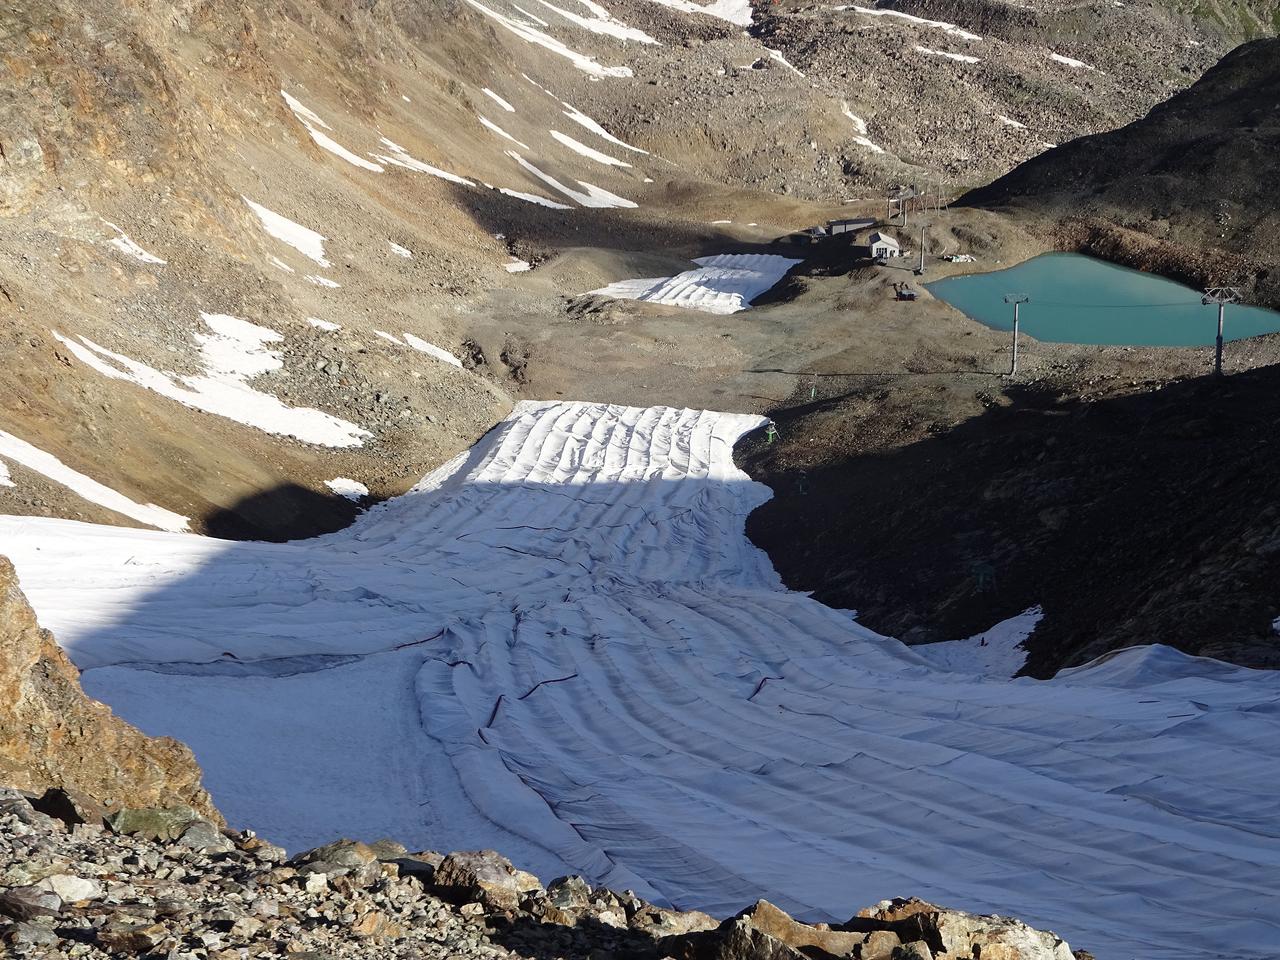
96 921 168 954
351 909 403 939
714 915 809 960
862 929 903 959
893 942 933 960
433 850 543 910
0 557 220 823
292 839 378 869
855 899 1073 960
629 903 720 938
665 914 809 960
735 900 867 958
0 886 62 921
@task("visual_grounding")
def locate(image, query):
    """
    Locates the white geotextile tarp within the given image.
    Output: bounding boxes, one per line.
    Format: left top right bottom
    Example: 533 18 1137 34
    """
592 254 803 314
2 401 1278 960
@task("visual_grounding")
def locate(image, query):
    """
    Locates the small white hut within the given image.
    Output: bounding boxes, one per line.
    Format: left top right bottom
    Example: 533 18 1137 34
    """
867 232 900 258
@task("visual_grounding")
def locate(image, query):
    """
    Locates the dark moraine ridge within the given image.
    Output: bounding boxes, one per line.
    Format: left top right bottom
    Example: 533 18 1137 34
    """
740 365 1280 678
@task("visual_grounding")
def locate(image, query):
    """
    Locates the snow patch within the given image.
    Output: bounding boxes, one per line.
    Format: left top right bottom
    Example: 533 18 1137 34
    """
1049 51 1095 70
997 114 1027 130
507 151 638 209
841 104 885 153
840 5 981 41
102 221 166 265
533 0 659 43
482 88 516 112
51 316 370 448
389 242 413 259
460 0 633 77
915 45 981 64
764 47 805 76
372 330 464 368
0 430 189 532
560 102 649 154
402 333 463 368
280 90 384 172
305 276 341 288
373 138 473 186
243 198 331 266
506 258 533 273
591 253 802 313
639 0 753 27
325 477 369 501
280 91 330 130
497 186 573 210
550 130 631 167
307 317 340 332
479 116 530 150
0 459 12 488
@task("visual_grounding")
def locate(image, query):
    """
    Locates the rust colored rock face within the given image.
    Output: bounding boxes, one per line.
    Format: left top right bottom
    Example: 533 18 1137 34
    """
0 556 220 823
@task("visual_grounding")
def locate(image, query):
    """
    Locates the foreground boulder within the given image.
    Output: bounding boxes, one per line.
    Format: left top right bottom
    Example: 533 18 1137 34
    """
0 557 219 823
855 898 1075 960
433 849 544 910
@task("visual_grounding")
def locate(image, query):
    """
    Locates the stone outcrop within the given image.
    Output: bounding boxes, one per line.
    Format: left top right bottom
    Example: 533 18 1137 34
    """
0 557 219 822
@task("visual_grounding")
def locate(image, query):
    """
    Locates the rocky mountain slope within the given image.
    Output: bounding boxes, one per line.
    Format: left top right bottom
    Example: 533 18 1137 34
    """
0 0 1271 535
0 558 218 822
963 36 1280 307
755 0 1243 191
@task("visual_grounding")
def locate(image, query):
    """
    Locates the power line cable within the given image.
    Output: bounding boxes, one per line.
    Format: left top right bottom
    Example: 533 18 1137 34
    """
1023 300 1208 310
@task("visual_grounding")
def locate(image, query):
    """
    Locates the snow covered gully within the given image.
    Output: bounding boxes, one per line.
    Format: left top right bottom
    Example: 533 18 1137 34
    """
2 402 1278 960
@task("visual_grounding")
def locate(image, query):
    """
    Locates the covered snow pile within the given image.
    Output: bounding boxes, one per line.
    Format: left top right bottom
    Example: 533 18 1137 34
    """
591 253 803 314
2 402 1278 960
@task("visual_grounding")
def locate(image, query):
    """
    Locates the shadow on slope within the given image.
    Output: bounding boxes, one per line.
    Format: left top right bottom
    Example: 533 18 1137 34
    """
441 178 801 265
204 482 360 542
740 365 1280 677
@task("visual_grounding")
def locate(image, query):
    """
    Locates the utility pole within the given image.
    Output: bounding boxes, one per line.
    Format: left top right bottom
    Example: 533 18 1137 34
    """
1004 294 1029 376
916 223 927 275
1202 286 1241 376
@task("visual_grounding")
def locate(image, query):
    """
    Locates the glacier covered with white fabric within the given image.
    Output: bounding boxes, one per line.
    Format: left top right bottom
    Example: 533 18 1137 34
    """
2 401 1278 960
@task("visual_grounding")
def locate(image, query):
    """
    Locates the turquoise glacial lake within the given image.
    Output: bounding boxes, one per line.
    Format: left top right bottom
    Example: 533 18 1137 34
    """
926 253 1280 347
